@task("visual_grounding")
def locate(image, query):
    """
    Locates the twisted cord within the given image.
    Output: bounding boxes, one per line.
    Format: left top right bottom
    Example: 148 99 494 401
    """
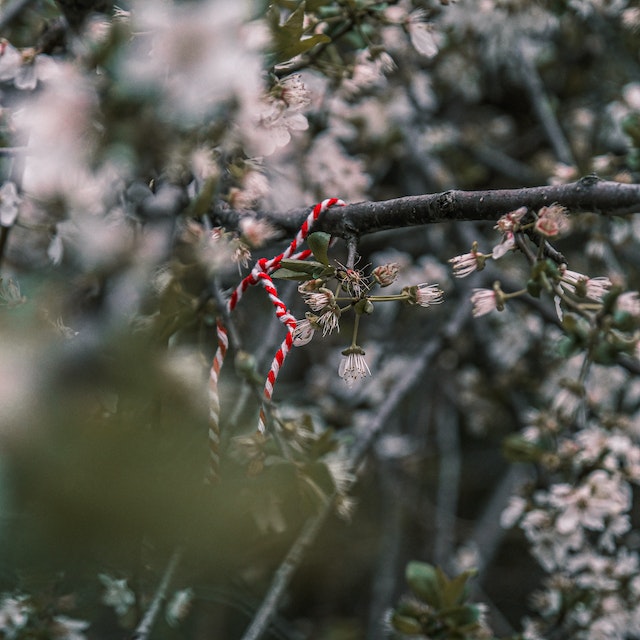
207 198 345 478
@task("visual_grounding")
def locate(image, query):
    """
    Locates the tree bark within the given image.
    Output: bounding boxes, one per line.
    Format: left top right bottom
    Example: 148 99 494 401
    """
213 178 640 240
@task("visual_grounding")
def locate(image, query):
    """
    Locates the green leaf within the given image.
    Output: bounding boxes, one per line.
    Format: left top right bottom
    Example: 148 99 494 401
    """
441 604 482 629
406 561 442 608
502 434 545 463
390 612 424 635
278 258 328 273
441 569 477 608
526 279 541 298
307 428 338 460
269 2 331 63
271 268 314 281
307 232 331 266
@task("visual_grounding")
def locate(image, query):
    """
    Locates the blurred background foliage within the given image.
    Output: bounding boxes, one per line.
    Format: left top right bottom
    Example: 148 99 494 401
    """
0 0 639 638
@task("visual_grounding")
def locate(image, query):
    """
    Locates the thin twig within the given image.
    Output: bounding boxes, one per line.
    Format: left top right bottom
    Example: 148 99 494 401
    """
433 397 461 570
516 46 575 167
130 546 183 640
240 303 470 640
366 456 405 640
240 511 331 640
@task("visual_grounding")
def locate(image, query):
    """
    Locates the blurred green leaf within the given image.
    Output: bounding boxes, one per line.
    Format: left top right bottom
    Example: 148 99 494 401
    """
268 2 331 63
406 561 442 609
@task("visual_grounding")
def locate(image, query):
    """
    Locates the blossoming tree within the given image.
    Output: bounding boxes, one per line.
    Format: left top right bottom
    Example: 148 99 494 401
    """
1 0 640 638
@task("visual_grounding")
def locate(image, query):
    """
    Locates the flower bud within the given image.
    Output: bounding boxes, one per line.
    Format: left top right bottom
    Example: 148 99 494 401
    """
372 262 400 287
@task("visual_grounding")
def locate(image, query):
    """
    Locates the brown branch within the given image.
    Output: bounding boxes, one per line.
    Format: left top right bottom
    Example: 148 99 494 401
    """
213 178 640 240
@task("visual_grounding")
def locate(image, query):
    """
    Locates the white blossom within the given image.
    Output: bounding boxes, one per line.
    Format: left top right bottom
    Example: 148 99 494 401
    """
339 347 371 387
0 594 30 636
415 283 444 307
500 495 527 528
122 0 265 121
166 588 194 627
449 248 483 277
52 616 89 640
0 182 20 227
99 574 135 617
293 316 317 346
406 11 442 58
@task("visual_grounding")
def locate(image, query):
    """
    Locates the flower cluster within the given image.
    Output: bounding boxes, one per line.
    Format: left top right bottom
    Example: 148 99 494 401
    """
501 402 640 638
285 250 442 387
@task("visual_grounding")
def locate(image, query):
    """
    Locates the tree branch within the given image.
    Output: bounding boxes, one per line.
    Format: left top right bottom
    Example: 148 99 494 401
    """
213 178 640 240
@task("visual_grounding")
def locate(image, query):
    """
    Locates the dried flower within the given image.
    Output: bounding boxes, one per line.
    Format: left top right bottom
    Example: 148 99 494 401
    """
403 283 444 307
534 205 570 237
495 206 528 234
337 266 369 297
317 307 341 336
450 243 485 277
470 288 498 317
303 288 336 313
559 266 611 302
293 314 319 346
231 238 251 270
239 216 278 249
372 262 400 287
338 345 371 387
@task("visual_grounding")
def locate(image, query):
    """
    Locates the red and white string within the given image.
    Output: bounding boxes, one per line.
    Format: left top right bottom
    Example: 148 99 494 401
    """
207 198 345 481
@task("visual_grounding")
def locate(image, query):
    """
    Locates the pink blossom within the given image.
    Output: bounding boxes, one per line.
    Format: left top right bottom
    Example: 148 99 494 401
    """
449 247 484 277
470 288 497 317
492 232 516 259
560 266 611 301
495 206 528 234
406 11 442 58
534 205 570 237
415 283 444 306
372 262 400 287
